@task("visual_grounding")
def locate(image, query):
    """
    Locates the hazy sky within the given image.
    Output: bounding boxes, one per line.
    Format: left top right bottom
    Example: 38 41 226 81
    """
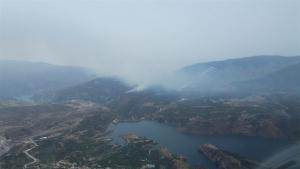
0 0 299 84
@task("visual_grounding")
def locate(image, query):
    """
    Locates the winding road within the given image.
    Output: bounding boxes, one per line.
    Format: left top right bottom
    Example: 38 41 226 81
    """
23 138 39 169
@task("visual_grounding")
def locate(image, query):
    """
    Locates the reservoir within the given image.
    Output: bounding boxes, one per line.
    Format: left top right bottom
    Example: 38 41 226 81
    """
108 121 294 168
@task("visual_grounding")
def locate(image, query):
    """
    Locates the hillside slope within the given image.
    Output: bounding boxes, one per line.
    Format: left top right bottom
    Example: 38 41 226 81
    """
0 60 95 98
240 63 300 93
173 55 300 92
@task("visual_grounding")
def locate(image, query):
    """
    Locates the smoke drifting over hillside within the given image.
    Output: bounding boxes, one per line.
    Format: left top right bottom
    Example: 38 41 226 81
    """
1 0 299 85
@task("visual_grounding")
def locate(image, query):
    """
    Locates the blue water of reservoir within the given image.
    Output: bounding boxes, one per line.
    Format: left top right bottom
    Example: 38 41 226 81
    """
108 121 295 168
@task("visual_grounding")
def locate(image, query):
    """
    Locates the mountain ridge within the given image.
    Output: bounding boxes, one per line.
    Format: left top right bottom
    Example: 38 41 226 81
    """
171 55 300 93
0 60 96 99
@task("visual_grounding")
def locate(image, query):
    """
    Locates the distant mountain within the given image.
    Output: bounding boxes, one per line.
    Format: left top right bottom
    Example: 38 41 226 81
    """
46 77 180 118
174 55 300 92
12 55 300 102
52 77 174 102
0 60 95 98
52 77 132 103
49 55 300 103
239 63 300 93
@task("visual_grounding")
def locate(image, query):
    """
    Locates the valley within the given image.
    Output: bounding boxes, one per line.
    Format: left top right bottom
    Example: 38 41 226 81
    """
0 92 299 169
0 56 300 169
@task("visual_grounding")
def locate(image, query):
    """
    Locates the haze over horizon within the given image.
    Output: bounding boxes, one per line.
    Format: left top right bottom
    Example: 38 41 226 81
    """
1 0 299 84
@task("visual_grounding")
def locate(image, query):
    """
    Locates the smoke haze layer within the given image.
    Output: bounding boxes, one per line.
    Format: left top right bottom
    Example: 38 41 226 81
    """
1 0 299 84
